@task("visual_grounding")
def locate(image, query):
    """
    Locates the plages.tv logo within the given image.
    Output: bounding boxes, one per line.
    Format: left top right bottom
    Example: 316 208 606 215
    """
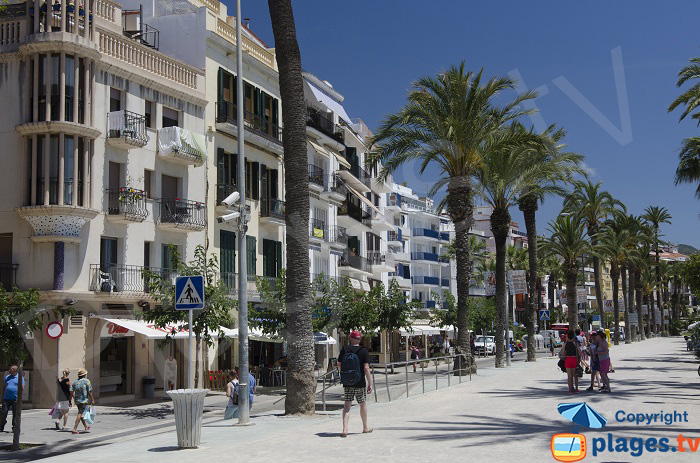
551 403 607 462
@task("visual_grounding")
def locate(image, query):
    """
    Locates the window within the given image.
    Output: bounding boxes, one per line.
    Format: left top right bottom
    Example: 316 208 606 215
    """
145 101 154 128
162 107 178 128
262 239 282 278
0 233 12 265
144 242 151 268
162 244 178 271
65 55 75 122
246 236 257 278
216 148 238 202
161 174 178 199
100 237 118 271
109 88 121 112
144 170 154 199
220 230 236 274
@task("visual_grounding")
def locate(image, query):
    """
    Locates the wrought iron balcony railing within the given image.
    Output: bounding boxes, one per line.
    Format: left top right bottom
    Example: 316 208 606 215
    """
216 100 282 144
107 110 149 145
106 188 148 221
308 164 325 187
0 263 18 291
157 198 206 229
260 198 285 221
89 264 175 293
306 108 344 144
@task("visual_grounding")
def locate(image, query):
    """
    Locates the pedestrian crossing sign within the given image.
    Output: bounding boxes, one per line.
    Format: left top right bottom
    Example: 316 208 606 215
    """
539 310 550 321
175 276 205 310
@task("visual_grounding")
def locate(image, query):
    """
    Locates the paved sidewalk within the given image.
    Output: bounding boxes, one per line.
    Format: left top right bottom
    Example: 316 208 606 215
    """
5 338 699 462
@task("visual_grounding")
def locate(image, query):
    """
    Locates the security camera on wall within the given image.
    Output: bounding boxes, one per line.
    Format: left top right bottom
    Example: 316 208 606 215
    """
221 191 240 207
217 211 240 224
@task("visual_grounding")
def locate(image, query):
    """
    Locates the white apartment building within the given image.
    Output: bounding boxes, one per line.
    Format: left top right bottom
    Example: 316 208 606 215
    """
0 0 207 406
116 0 287 370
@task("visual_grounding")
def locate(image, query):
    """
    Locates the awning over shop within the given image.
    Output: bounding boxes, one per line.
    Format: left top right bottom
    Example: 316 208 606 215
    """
314 332 337 345
220 327 283 343
415 326 441 335
400 326 423 337
345 183 381 215
97 318 190 339
308 139 330 159
306 82 352 125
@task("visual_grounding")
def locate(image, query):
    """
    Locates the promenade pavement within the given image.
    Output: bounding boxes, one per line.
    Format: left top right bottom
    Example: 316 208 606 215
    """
3 338 699 462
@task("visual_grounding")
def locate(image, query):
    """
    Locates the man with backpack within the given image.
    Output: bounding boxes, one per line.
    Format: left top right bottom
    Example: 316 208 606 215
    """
338 330 373 438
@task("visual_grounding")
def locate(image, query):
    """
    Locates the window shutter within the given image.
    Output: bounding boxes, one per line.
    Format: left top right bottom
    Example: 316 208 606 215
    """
276 241 282 276
270 168 278 199
260 164 268 213
217 68 223 118
272 97 279 127
245 159 250 198
216 147 225 185
220 230 236 274
262 239 269 277
252 162 259 200
404 264 411 279
246 236 256 276
254 88 261 117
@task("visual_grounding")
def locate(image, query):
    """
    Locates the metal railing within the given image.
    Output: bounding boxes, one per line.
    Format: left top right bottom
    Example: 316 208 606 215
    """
369 354 471 403
0 263 18 291
106 188 148 221
324 174 347 195
306 108 344 144
411 251 439 262
216 100 282 144
107 110 149 145
89 264 175 293
157 198 206 229
260 198 285 221
412 275 440 285
339 253 369 273
387 230 402 242
413 228 440 239
327 225 348 246
441 278 450 287
367 250 386 266
340 162 372 189
338 201 372 228
309 218 327 240
308 164 325 187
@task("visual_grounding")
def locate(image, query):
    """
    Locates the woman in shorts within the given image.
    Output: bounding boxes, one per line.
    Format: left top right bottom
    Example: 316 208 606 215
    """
596 330 611 392
560 329 581 394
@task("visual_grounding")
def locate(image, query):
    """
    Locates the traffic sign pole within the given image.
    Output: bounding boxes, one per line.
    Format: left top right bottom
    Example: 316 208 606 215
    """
188 308 194 389
175 276 205 390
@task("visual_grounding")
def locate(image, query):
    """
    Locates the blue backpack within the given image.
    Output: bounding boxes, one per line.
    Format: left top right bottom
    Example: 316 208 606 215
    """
340 346 362 386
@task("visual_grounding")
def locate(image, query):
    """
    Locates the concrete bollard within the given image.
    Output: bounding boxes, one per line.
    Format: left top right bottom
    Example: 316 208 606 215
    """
167 389 209 448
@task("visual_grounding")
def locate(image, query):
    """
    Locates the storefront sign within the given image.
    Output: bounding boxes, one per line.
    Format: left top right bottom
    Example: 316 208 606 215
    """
100 321 134 338
507 270 527 295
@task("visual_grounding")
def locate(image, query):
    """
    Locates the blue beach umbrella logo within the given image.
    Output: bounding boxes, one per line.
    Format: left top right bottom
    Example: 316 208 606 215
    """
558 402 607 433
551 403 606 462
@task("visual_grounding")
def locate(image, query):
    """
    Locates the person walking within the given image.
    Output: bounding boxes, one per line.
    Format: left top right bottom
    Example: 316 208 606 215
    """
443 336 451 355
596 330 612 392
224 371 239 419
549 334 555 357
1 365 23 433
55 369 72 430
585 332 602 391
70 369 95 435
410 345 420 372
560 330 581 394
339 330 372 438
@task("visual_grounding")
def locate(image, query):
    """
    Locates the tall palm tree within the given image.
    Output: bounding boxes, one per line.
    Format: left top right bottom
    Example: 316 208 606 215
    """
668 58 700 210
369 64 537 370
474 124 562 367
268 0 315 415
606 212 635 343
628 220 654 340
642 206 672 335
596 227 629 345
541 255 564 313
563 181 625 327
517 126 584 361
540 215 591 330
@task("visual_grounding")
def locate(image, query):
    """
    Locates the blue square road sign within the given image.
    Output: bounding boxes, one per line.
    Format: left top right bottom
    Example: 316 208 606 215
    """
539 310 550 321
175 275 205 310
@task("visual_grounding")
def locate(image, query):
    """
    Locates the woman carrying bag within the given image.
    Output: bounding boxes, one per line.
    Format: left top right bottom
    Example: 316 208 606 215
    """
224 371 239 420
560 330 581 394
54 369 71 430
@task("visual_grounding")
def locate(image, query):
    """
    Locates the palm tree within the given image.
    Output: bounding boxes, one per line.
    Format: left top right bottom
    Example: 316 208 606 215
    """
517 126 584 360
540 215 591 330
596 227 629 345
369 64 536 370
642 206 672 335
627 220 654 340
474 124 564 367
606 212 635 343
268 0 314 415
563 181 625 327
668 58 700 209
541 255 564 314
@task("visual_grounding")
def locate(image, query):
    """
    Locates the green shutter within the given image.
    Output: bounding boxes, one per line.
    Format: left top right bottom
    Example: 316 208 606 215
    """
262 239 273 277
220 230 236 274
270 168 278 199
252 162 259 200
244 159 250 198
232 152 238 188
272 97 279 127
246 236 256 277
276 241 282 276
217 68 223 103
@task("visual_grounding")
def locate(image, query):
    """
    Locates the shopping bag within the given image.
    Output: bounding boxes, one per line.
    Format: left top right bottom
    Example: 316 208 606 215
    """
224 405 238 420
49 403 56 416
83 406 95 425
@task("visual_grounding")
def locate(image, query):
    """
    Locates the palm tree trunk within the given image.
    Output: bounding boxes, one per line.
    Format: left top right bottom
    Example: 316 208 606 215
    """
655 232 662 335
591 250 605 327
447 176 475 373
611 265 620 345
566 272 578 330
635 268 645 341
491 207 510 369
621 264 628 318
548 273 555 312
628 264 636 342
268 0 315 415
519 197 538 362
649 285 656 336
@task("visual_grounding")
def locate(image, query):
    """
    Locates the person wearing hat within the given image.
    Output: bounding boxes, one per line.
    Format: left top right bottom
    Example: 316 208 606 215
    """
70 368 95 434
338 330 372 438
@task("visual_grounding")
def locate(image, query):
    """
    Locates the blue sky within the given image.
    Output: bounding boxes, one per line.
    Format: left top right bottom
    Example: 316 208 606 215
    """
227 1 700 248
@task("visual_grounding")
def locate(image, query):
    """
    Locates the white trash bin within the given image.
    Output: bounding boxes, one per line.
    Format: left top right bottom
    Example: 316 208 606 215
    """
167 389 209 448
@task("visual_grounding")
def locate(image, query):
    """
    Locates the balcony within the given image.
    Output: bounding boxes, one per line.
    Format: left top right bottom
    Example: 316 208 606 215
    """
422 300 437 309
411 251 439 263
306 108 344 144
216 101 283 147
157 127 206 167
157 198 205 232
308 164 325 192
310 218 327 242
441 278 450 287
412 275 440 286
439 232 450 241
413 228 440 240
387 229 402 243
368 250 395 274
0 263 18 291
387 193 402 209
328 225 348 247
107 110 148 149
106 188 148 223
338 201 371 229
321 174 347 204
338 163 371 193
260 198 285 225
89 264 175 293
370 210 395 232
339 253 370 274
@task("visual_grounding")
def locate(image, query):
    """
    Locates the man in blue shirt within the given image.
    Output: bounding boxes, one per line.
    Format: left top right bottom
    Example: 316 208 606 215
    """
1 365 23 433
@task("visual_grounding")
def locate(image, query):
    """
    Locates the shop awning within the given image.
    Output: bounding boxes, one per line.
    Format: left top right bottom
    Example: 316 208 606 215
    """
345 183 381 215
307 82 352 125
314 332 337 345
308 139 330 159
97 318 190 339
415 326 442 335
400 326 423 337
220 327 283 343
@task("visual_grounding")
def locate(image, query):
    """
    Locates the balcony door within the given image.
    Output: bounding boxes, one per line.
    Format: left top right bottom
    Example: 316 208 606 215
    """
100 238 118 272
162 174 178 199
348 236 360 257
108 162 121 212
